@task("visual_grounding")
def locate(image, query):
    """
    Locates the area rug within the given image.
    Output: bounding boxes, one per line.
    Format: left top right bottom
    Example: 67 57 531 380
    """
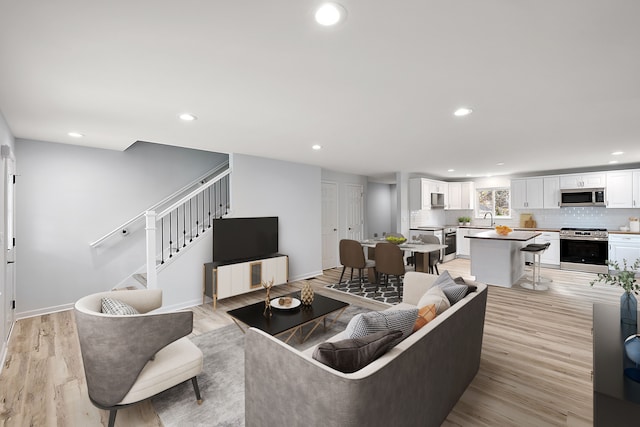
151 304 371 426
324 276 403 305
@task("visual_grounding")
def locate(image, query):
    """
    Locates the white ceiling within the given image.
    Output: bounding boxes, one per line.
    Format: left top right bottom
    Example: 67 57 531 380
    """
1 0 639 181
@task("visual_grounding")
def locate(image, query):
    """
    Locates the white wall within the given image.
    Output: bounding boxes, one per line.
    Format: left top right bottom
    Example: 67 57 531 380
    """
15 139 227 317
232 154 322 281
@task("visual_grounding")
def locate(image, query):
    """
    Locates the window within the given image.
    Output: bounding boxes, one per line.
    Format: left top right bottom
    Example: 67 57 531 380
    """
476 188 510 218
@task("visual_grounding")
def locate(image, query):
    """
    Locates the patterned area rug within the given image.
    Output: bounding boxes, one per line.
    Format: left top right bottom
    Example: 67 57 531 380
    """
325 276 403 305
152 303 371 426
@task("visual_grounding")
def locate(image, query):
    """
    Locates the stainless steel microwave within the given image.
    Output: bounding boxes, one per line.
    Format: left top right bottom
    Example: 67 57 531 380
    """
560 188 605 207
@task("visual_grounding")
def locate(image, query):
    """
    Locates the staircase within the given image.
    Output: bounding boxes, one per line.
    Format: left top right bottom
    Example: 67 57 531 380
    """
91 162 231 289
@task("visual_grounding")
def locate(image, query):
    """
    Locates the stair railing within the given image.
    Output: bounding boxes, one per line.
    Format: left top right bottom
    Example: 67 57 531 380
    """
145 168 231 288
89 161 229 247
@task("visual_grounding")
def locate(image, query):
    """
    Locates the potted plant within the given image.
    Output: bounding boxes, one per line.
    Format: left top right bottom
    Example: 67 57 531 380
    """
590 258 640 326
458 217 465 226
464 216 471 226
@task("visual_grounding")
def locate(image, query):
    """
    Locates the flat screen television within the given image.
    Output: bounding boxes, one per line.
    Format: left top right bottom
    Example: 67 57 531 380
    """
212 217 278 263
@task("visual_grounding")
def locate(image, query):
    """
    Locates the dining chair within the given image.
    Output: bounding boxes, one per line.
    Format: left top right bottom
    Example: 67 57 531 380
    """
417 234 441 275
374 242 410 291
338 239 375 286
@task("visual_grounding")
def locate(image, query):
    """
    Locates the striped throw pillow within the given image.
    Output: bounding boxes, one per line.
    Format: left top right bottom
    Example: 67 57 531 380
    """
101 297 140 315
345 308 419 345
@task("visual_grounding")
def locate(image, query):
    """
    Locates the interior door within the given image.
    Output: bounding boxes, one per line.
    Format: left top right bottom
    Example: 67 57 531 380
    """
346 184 364 241
321 182 338 270
3 157 15 342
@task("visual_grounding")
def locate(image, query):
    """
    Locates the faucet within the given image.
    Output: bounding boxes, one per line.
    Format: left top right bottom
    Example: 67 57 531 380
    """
483 212 494 227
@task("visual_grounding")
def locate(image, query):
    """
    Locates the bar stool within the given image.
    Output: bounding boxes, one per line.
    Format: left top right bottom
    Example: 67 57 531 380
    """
525 242 553 284
520 243 549 291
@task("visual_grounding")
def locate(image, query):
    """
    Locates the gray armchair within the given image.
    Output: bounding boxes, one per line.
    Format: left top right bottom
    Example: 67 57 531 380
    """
74 289 203 427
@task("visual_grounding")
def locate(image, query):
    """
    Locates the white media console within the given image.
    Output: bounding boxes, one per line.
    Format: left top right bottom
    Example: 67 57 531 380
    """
203 254 289 308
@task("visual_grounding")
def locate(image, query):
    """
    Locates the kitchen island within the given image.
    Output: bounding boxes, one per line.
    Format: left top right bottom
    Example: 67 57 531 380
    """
466 230 541 287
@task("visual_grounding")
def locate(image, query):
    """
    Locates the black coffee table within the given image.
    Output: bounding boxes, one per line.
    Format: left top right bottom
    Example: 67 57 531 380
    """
227 292 349 344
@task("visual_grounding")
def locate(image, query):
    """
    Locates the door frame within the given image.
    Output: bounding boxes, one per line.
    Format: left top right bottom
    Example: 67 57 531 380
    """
321 181 339 270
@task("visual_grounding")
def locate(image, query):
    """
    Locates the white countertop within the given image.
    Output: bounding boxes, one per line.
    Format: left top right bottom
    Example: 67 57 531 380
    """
465 230 541 241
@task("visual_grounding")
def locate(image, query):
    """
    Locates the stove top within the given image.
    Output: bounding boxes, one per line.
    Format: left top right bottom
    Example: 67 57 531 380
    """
560 227 609 239
560 227 608 231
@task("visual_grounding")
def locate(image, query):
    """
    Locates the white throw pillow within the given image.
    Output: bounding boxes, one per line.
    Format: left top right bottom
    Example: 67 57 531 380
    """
417 286 450 314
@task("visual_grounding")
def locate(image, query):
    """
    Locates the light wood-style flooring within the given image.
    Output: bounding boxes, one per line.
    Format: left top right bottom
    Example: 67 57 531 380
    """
0 259 624 426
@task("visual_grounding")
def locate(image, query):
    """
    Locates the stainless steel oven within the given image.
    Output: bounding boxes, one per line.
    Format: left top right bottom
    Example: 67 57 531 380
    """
559 228 608 273
443 227 457 262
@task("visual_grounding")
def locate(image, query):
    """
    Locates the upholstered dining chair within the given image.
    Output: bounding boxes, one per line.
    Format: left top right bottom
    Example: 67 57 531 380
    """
74 289 203 427
374 242 410 291
417 234 442 275
339 239 376 286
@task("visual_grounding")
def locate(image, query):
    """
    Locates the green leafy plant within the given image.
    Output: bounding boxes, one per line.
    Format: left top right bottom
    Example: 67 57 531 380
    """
590 258 640 294
458 217 466 223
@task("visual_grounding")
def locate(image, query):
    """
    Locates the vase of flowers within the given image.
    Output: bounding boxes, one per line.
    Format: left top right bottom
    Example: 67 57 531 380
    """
591 258 640 326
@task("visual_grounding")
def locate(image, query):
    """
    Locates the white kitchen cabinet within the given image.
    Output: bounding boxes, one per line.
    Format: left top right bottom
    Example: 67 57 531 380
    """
560 172 606 189
448 183 462 209
609 234 640 271
543 176 560 209
460 182 475 209
447 181 474 210
632 171 640 208
410 178 448 210
456 227 486 257
409 178 428 210
606 170 633 208
511 178 544 209
535 232 560 266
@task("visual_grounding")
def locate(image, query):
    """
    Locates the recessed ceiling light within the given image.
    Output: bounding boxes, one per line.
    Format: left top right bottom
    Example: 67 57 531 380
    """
609 160 619 164
454 107 473 117
496 162 505 166
312 144 322 150
447 169 455 172
611 151 624 155
179 113 197 121
315 3 346 26
68 132 84 138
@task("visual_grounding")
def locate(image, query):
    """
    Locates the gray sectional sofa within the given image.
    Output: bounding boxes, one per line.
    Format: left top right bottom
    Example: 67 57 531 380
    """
244 272 488 427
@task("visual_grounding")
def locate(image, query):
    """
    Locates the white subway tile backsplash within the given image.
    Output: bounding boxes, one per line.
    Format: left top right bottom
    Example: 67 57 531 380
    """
444 207 640 230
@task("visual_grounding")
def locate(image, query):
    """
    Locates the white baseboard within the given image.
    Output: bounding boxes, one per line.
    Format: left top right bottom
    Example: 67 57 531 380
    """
289 270 323 282
16 302 75 320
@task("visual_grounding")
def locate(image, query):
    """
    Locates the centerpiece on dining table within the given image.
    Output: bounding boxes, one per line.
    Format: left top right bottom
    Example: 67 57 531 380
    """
385 235 407 245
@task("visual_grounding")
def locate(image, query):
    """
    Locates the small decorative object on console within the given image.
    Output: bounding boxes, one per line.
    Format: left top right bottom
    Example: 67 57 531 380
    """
262 279 274 318
300 282 315 306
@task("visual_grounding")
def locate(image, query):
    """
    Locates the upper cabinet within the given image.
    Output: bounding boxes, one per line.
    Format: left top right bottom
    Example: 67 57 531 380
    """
543 176 560 209
559 172 606 189
606 171 633 208
410 178 448 210
447 182 475 210
634 171 640 208
511 178 544 209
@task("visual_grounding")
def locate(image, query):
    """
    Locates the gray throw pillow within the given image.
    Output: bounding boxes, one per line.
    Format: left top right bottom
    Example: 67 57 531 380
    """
453 276 478 296
312 330 403 373
345 308 419 345
432 271 468 304
101 297 140 315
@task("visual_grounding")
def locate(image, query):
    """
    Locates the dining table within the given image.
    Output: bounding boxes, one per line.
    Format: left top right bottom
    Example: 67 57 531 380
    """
360 239 447 274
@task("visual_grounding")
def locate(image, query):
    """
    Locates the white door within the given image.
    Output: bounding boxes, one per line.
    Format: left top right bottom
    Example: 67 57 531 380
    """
4 157 15 342
321 182 339 270
346 184 364 241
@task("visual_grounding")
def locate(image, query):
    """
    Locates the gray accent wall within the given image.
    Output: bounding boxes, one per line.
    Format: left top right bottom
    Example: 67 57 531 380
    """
366 182 393 238
231 154 322 281
15 139 228 316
